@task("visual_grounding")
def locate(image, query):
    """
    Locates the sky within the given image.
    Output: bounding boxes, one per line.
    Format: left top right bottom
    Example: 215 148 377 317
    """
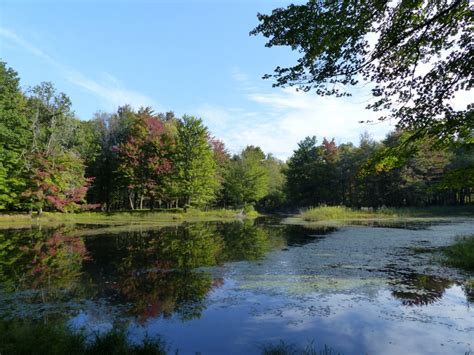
0 0 395 160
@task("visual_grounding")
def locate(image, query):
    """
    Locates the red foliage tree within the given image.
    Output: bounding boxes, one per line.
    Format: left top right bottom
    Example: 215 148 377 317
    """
22 152 99 213
115 108 173 209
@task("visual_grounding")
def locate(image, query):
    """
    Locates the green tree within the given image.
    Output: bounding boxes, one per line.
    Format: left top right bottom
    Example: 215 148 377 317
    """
0 62 31 209
258 154 286 210
175 115 219 209
223 146 269 207
251 0 473 143
285 136 321 206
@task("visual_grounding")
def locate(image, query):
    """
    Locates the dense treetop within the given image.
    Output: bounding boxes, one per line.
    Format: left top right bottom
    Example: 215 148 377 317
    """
251 0 473 144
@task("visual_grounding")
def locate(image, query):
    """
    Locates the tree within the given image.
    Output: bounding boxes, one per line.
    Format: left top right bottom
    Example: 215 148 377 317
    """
27 82 76 155
223 146 269 207
251 0 473 143
210 137 231 206
258 154 287 210
0 62 31 210
175 115 219 209
115 107 172 209
285 136 321 206
21 152 94 213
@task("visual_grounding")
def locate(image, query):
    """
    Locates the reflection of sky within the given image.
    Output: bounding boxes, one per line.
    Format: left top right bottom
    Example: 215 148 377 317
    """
121 284 472 355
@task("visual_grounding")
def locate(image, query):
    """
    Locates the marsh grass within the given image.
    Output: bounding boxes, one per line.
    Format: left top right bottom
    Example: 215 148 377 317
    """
443 235 474 270
0 321 166 355
261 341 340 355
0 208 259 227
300 205 474 222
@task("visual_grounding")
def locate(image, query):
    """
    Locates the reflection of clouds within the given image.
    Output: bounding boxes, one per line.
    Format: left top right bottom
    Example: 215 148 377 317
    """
132 284 472 354
63 284 473 354
362 287 473 355
68 311 113 342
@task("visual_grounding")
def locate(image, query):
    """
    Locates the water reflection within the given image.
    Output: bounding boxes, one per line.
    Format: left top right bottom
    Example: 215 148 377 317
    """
0 227 91 301
1 219 473 354
387 270 454 306
1 220 330 320
83 224 227 320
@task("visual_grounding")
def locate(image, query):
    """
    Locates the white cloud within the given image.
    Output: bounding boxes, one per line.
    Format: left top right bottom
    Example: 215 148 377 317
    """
0 27 59 65
65 70 157 110
198 85 394 161
0 27 158 111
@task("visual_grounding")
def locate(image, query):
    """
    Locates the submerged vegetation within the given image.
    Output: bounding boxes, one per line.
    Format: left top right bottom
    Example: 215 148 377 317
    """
443 235 474 271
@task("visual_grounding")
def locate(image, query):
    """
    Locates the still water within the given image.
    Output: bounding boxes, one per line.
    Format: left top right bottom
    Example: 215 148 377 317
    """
0 218 473 354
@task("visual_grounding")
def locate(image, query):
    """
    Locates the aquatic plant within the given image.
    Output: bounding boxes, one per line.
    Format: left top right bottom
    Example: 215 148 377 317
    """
444 235 474 271
301 205 474 222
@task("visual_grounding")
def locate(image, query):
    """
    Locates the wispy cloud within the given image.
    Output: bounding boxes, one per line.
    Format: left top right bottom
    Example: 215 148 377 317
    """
0 27 158 111
198 72 394 160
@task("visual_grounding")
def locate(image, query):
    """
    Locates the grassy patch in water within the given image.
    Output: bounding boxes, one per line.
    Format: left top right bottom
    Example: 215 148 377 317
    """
262 341 341 355
443 235 474 271
0 208 259 227
300 205 474 222
0 321 166 355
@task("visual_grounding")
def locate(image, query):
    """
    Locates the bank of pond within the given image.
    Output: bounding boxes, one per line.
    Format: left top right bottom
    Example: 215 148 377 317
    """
0 216 473 354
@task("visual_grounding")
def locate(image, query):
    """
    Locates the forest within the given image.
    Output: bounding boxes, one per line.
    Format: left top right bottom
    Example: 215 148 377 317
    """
0 61 473 214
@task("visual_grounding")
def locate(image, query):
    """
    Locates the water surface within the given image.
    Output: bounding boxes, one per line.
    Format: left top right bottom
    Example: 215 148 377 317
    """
0 218 472 354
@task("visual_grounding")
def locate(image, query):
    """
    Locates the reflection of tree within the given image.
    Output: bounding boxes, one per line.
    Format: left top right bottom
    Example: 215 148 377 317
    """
83 223 227 320
0 228 90 300
389 272 453 306
0 220 290 321
464 281 474 304
81 221 276 320
219 221 270 261
118 269 217 321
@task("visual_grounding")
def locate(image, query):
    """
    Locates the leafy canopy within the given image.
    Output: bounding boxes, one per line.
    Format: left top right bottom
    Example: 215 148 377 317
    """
251 0 473 142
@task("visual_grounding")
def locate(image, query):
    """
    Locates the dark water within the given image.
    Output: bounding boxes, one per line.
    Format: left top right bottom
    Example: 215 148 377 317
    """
0 218 473 354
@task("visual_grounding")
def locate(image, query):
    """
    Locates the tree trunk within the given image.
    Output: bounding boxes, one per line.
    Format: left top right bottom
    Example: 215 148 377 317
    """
129 194 134 210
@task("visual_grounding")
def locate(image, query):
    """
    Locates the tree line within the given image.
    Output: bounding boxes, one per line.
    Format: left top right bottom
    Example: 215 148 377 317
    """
0 61 472 213
285 133 473 208
0 62 284 212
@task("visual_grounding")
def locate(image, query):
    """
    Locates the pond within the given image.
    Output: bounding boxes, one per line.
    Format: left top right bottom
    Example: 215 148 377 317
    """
0 217 473 354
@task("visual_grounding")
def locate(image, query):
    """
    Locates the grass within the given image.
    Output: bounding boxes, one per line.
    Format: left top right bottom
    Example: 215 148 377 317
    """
443 235 474 271
262 341 340 355
0 208 260 227
300 205 474 222
0 321 166 355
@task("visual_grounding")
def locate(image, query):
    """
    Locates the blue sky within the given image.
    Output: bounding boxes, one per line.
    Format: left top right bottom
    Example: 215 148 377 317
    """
0 0 395 159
